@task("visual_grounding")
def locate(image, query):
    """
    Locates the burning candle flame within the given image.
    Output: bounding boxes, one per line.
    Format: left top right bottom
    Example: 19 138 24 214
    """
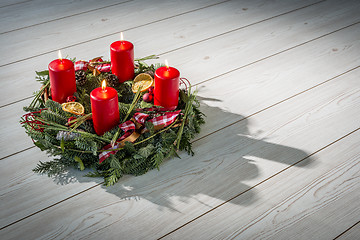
102 80 106 90
58 50 63 61
120 32 124 41
164 59 169 69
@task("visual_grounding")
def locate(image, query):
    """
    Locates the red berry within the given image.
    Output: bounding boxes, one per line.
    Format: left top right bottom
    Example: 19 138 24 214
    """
143 93 153 103
66 95 76 102
148 86 154 93
67 117 77 126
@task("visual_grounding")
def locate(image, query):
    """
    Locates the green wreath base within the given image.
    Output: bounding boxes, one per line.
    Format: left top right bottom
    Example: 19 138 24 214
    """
20 56 205 186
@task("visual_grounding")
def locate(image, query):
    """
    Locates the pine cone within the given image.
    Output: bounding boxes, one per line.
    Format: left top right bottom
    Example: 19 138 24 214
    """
56 131 81 141
105 74 119 87
75 70 87 86
145 70 154 77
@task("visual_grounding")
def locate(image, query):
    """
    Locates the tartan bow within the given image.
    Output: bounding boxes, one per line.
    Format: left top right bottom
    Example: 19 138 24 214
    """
75 57 111 73
99 110 181 163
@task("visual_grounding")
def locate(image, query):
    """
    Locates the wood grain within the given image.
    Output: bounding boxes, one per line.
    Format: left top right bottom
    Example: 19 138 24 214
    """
0 0 359 238
163 130 360 240
2 16 359 158
0 0 228 66
0 0 327 105
335 222 360 240
1 9 359 228
0 0 31 9
0 0 132 34
1 59 359 239
0 148 105 229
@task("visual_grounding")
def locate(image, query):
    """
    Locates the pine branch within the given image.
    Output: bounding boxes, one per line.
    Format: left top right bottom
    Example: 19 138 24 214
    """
33 159 67 177
23 56 205 186
104 168 123 186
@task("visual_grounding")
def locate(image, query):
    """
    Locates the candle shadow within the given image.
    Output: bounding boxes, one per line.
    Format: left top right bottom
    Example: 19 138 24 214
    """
54 95 316 212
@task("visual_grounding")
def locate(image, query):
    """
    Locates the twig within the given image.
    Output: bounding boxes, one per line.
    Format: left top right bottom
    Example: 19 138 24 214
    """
29 81 50 109
36 117 111 143
111 88 142 146
176 86 197 150
134 121 177 146
69 113 92 132
135 55 159 62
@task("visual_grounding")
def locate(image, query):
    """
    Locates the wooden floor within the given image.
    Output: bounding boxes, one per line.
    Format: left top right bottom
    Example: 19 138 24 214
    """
0 0 359 239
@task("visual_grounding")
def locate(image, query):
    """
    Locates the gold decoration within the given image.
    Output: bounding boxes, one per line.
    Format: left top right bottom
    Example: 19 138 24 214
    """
132 73 154 93
61 102 85 115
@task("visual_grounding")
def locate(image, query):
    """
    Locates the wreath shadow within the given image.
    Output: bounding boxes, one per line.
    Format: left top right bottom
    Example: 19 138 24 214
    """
62 94 316 211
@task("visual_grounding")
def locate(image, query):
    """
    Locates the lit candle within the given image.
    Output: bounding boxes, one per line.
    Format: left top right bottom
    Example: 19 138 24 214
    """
154 60 180 108
110 32 134 83
90 80 120 135
48 50 76 103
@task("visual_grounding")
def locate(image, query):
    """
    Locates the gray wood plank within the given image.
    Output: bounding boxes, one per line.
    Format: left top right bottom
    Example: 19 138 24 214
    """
0 0 132 34
1 12 359 159
0 0 227 66
0 148 104 229
336 223 360 240
0 0 31 9
0 0 359 237
1 14 359 226
1 55 359 239
0 0 325 105
163 130 360 240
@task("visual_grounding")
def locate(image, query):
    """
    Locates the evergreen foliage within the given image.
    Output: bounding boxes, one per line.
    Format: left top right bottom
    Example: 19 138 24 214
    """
21 56 205 186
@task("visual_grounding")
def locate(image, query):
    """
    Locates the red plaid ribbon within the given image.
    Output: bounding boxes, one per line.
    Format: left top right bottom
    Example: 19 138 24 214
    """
74 61 88 71
118 120 136 132
134 112 148 124
98 120 135 163
75 58 111 72
136 106 177 112
98 110 181 163
148 110 180 127
96 63 111 72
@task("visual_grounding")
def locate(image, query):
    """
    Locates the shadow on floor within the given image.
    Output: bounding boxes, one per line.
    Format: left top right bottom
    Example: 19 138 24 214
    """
55 94 315 211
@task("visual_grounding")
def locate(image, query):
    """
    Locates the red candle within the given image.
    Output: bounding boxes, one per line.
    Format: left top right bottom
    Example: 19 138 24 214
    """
110 32 134 83
154 60 180 108
90 81 120 135
48 51 76 103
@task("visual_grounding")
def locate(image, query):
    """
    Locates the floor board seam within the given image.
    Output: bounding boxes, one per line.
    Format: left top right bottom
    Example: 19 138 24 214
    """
0 0 134 35
2 66 358 230
0 182 104 231
0 0 32 9
0 0 231 68
4 65 358 162
0 96 32 109
0 4 352 109
157 127 360 239
193 21 360 87
333 220 360 240
193 65 360 143
0 146 35 161
157 0 326 56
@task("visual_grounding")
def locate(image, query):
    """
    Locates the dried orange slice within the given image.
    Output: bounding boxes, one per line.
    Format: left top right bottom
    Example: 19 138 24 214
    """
132 73 154 93
62 102 84 115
